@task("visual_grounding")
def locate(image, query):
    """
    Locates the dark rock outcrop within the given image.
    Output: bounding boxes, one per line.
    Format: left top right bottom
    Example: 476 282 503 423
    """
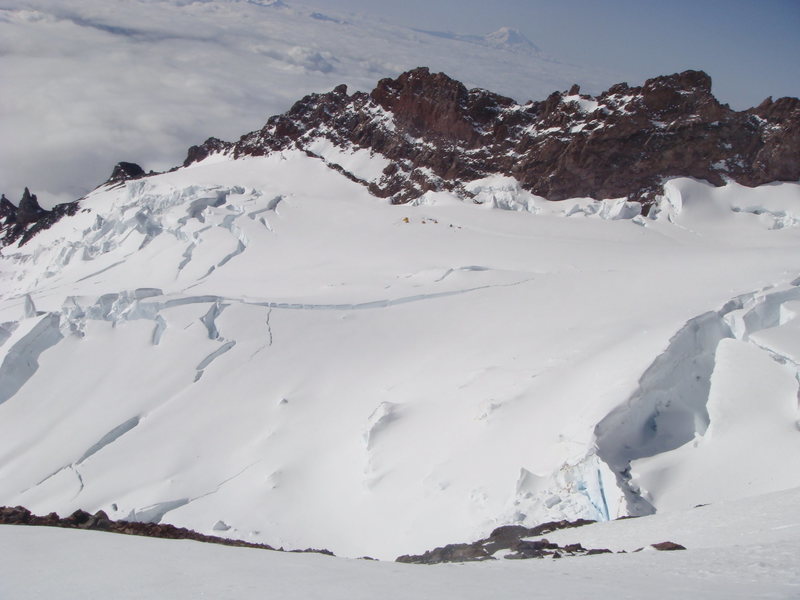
396 517 686 564
0 188 79 248
1 163 145 247
185 67 800 209
651 541 687 551
107 161 146 184
6 68 798 249
0 505 334 556
16 187 46 224
183 138 230 167
396 518 604 564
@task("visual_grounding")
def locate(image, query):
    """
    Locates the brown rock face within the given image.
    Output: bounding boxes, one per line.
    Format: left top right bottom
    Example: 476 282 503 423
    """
5 68 798 248
651 541 687 551
370 67 514 145
183 138 230 167
394 517 688 564
190 68 799 209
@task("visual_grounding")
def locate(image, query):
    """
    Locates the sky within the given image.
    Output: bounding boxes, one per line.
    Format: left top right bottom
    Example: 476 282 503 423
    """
1 0 798 208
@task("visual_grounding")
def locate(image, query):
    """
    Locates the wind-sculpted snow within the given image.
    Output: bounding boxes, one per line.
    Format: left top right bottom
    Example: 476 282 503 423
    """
0 153 798 559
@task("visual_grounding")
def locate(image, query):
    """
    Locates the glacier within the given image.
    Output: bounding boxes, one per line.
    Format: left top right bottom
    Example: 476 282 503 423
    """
1 153 799 559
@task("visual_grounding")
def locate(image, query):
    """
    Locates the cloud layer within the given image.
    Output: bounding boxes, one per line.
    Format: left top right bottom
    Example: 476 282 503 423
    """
1 0 613 207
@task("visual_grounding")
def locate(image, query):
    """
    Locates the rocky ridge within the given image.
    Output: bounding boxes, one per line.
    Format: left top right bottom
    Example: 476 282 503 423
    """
0 505 334 556
192 67 800 206
0 188 78 248
2 68 798 247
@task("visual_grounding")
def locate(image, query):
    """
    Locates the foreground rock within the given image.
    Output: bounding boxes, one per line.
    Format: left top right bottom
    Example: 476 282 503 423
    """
396 519 687 564
396 519 603 564
649 541 687 551
0 506 333 556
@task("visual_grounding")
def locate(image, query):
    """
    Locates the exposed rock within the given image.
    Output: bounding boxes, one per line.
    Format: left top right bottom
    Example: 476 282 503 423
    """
651 541 687 551
503 538 560 559
183 138 232 167
526 518 597 537
289 548 336 556
0 505 333 556
0 194 17 220
16 188 45 225
396 518 605 564
0 188 79 247
395 517 687 563
194 67 800 209
397 542 493 564
7 68 799 249
107 161 146 184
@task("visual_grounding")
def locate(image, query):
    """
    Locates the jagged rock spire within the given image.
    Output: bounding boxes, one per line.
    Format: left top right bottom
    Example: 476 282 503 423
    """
0 188 79 247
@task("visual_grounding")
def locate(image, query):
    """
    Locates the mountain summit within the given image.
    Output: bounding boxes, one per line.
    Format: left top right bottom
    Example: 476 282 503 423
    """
189 67 798 206
483 27 541 52
3 68 797 247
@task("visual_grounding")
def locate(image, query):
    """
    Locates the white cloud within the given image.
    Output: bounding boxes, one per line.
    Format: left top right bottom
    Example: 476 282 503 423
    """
0 0 612 207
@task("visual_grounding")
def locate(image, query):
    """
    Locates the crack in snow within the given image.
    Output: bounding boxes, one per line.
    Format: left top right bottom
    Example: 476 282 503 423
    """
265 307 273 347
433 265 491 283
188 461 262 504
194 341 237 381
75 259 127 282
0 313 64 405
594 280 800 516
177 242 196 271
71 466 85 501
77 416 141 464
152 315 167 345
250 278 535 312
200 301 228 340
216 211 249 267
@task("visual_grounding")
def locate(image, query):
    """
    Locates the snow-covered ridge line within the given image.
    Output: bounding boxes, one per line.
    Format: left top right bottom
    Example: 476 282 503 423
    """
3 67 798 248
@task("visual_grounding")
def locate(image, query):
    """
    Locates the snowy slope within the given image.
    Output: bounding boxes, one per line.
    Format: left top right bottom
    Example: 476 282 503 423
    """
1 486 799 599
1 151 799 559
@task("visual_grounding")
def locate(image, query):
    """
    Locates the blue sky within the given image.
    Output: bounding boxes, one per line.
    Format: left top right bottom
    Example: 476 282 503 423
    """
323 0 800 109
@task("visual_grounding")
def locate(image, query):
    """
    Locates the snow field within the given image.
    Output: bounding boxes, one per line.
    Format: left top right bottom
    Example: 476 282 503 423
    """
1 152 799 558
1 486 799 599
